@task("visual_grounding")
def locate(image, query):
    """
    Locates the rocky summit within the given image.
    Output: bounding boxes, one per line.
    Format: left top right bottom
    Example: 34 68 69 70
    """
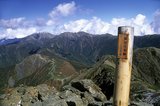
0 79 108 106
0 79 154 106
0 32 160 106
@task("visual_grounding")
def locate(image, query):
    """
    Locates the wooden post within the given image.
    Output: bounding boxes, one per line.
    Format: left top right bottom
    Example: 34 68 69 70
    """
113 26 134 106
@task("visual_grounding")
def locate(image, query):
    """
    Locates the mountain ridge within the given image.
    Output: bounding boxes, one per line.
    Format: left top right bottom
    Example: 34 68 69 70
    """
0 32 160 105
0 32 160 69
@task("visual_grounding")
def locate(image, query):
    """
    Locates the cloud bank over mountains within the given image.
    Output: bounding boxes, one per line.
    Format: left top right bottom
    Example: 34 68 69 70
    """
0 1 159 39
151 10 160 33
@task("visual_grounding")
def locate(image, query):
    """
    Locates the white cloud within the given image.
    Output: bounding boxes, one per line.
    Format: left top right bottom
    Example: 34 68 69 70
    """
49 1 76 18
47 1 76 26
151 9 160 33
111 18 132 26
0 1 159 39
0 1 78 39
0 17 26 29
110 14 154 35
55 17 110 34
0 27 37 39
53 14 155 35
35 18 46 26
0 17 46 29
0 13 157 39
46 20 55 26
133 14 146 25
0 17 45 39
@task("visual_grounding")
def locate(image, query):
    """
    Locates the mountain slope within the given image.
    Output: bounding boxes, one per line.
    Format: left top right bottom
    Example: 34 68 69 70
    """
133 47 160 88
0 32 55 68
50 32 117 64
76 47 160 100
4 53 78 91
0 32 160 69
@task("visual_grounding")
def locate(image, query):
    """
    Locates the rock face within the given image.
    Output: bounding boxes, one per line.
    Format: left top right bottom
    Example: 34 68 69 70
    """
0 79 108 106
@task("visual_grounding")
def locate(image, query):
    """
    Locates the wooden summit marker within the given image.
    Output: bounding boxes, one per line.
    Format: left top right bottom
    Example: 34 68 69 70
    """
113 26 134 106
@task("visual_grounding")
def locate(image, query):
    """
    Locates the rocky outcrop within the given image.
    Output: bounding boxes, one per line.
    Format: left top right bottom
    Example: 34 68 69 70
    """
0 84 57 106
0 79 107 106
1 79 155 106
63 79 107 104
77 55 116 100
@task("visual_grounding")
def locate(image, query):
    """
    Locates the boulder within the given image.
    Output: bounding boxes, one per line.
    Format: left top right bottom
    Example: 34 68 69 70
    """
63 79 107 105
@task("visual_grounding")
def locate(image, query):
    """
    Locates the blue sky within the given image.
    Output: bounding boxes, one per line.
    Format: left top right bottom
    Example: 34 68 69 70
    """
1 0 159 20
0 0 160 38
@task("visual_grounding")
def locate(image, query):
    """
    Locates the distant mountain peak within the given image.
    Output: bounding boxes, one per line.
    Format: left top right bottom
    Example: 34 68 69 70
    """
0 38 21 46
24 32 55 40
59 31 94 38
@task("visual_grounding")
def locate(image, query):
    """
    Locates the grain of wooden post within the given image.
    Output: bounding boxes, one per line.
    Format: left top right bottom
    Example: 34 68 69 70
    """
113 26 134 106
